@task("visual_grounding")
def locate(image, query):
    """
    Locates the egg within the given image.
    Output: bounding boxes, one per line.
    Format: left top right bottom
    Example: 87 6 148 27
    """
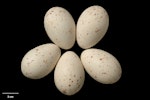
81 48 122 84
77 5 109 49
21 43 61 79
44 6 75 50
54 51 85 95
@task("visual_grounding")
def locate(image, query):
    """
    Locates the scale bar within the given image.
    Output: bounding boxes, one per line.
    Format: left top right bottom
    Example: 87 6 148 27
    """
2 92 19 94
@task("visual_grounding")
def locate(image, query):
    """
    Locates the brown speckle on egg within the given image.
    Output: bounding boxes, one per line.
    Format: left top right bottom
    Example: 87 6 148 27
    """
39 65 42 67
68 28 73 33
62 89 67 94
63 79 66 81
25 71 32 76
49 10 54 15
95 29 101 33
78 84 80 88
43 60 48 64
36 49 39 51
74 75 76 77
42 54 45 57
59 10 64 13
102 72 107 75
93 8 96 10
90 70 93 73
100 58 103 60
80 76 82 79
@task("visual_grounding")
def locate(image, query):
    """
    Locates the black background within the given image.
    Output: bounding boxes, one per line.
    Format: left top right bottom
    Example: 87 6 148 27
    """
0 0 140 99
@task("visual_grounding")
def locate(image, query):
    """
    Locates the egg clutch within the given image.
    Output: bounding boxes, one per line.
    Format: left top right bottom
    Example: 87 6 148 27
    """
21 5 122 96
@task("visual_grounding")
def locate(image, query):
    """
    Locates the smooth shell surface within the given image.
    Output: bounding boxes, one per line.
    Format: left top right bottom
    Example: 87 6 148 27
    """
21 43 61 79
44 6 75 50
81 48 122 84
77 5 109 49
54 51 85 95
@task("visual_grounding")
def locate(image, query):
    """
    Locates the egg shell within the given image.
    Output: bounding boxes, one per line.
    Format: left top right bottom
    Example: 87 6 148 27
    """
77 5 109 49
44 6 75 50
21 43 61 79
54 51 85 95
81 48 122 84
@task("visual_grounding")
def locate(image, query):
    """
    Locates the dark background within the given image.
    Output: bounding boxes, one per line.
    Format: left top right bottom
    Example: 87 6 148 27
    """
0 0 141 99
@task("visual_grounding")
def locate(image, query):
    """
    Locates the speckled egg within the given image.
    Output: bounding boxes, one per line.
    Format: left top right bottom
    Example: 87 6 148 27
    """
21 43 61 79
44 6 75 50
77 5 109 49
81 48 122 84
54 51 85 95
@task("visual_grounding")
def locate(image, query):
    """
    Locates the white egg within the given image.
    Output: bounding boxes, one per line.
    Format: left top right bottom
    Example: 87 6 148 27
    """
21 43 61 79
77 5 109 49
44 6 75 50
54 51 85 95
81 48 122 84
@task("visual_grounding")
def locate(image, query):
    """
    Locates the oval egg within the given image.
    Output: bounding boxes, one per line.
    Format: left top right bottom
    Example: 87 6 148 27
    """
77 5 109 49
44 6 75 50
81 48 122 84
21 43 61 79
54 51 85 95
